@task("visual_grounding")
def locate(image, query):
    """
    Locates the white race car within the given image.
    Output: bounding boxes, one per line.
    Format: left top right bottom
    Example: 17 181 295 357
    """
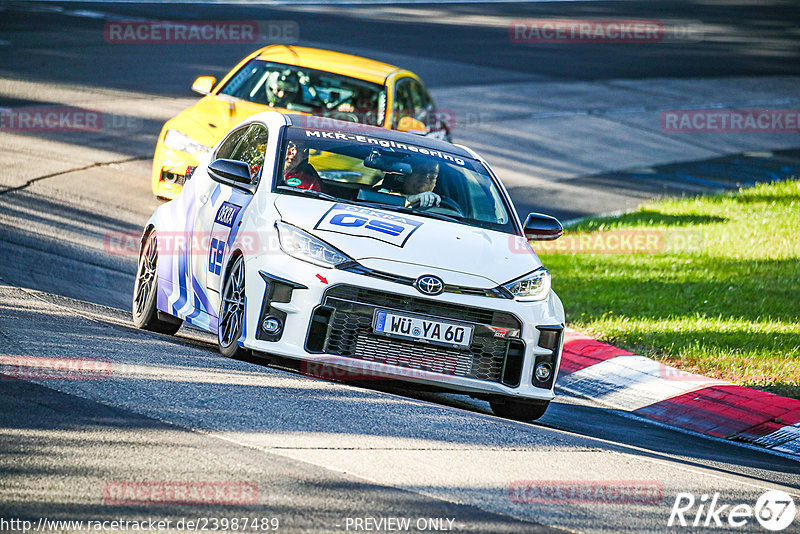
133 111 565 420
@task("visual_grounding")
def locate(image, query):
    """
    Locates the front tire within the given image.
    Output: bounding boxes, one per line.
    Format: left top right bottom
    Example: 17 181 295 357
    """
490 398 550 421
132 231 182 334
218 255 249 358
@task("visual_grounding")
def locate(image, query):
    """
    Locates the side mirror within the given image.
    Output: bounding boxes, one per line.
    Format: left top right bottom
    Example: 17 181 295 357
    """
523 213 563 241
208 159 252 188
396 116 427 134
191 76 217 96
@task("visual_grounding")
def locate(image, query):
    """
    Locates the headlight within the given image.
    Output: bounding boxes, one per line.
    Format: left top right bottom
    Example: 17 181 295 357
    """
502 268 551 301
276 221 351 268
163 129 211 156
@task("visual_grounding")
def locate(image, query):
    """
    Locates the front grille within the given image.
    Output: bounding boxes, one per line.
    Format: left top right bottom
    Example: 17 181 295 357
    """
324 285 521 329
354 335 474 376
312 285 523 384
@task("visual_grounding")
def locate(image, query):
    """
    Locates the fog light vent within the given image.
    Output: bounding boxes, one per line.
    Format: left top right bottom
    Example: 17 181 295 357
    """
537 329 560 351
501 339 525 387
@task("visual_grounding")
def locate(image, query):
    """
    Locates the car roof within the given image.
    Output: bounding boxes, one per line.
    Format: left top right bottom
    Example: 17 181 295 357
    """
283 113 474 159
255 46 400 85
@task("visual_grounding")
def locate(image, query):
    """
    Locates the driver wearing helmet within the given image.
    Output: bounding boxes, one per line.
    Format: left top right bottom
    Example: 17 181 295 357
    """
268 69 301 108
283 141 321 192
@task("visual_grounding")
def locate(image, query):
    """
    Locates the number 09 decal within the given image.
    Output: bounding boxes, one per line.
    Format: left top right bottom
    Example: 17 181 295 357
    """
315 203 423 247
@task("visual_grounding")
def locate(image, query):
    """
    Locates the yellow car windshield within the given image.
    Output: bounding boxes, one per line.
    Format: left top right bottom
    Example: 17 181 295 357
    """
219 59 386 126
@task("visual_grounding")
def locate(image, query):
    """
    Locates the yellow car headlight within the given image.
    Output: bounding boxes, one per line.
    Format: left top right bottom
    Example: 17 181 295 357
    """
163 129 211 156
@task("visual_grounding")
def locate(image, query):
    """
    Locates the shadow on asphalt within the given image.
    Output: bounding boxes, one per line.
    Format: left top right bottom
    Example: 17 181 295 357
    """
354 381 800 484
0 379 554 533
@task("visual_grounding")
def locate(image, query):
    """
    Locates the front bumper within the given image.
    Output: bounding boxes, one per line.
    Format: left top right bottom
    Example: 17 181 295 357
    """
242 254 564 401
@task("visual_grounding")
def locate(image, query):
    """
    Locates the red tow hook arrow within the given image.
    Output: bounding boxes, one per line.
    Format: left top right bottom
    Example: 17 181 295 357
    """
316 274 328 284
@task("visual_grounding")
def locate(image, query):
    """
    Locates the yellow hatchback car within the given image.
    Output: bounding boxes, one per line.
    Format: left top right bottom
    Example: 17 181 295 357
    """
151 45 451 198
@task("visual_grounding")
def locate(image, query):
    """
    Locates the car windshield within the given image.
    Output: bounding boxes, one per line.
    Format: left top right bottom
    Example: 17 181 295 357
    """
219 59 386 126
274 127 516 233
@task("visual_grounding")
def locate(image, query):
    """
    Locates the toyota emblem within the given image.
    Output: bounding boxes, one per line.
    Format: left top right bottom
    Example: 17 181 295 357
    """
415 275 444 296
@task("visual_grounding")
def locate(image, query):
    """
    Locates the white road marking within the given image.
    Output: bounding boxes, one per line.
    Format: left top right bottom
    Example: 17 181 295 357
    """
558 355 725 412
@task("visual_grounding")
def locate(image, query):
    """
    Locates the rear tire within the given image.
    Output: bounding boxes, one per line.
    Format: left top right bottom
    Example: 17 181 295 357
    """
132 231 182 335
490 398 549 421
218 255 249 359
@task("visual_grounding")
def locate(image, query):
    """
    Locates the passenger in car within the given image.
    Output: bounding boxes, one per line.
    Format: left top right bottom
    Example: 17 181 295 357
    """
283 140 321 191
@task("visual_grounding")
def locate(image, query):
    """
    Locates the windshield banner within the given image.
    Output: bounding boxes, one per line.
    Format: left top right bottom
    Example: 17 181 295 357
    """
303 129 467 167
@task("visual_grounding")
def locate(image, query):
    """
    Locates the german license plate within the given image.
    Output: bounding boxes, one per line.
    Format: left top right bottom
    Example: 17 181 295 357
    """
373 310 473 349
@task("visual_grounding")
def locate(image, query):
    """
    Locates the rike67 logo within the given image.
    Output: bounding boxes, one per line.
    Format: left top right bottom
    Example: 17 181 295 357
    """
669 490 796 531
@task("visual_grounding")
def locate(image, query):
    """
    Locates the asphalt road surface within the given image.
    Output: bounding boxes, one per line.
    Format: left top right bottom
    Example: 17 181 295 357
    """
1 2 799 533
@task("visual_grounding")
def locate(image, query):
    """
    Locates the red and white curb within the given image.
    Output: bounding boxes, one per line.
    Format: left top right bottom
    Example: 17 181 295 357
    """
557 330 800 459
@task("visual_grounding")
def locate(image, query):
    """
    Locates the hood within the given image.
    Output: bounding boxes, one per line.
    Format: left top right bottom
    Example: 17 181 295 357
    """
173 95 283 146
274 195 541 287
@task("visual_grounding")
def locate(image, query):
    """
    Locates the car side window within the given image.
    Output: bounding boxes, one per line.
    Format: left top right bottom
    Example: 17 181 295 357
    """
215 123 269 183
392 78 433 128
414 81 435 127
392 78 414 128
215 126 248 161
413 81 433 114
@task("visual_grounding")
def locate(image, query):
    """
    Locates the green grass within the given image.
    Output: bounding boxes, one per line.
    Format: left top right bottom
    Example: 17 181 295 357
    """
540 178 800 399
